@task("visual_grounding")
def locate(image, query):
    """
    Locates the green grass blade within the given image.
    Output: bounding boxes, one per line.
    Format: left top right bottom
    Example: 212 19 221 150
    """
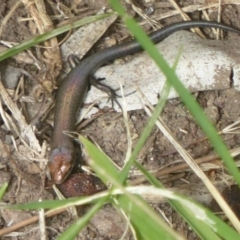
108 1 240 238
116 195 181 240
117 49 182 184
108 0 240 188
80 136 183 239
57 198 106 240
0 12 115 61
0 183 8 200
81 136 236 239
0 193 109 210
1 198 81 210
135 161 240 240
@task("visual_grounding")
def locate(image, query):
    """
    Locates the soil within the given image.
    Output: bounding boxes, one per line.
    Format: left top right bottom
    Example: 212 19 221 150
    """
0 0 240 239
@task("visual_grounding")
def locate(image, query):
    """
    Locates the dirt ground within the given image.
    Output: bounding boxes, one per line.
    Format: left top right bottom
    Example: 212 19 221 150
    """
0 0 240 239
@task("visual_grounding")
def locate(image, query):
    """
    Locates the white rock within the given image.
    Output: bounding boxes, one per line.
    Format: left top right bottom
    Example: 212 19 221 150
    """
82 30 240 116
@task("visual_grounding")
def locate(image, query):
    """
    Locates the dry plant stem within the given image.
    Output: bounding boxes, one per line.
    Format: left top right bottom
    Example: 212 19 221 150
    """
38 207 47 240
167 0 205 38
129 147 240 185
0 102 18 151
21 0 62 90
54 1 72 18
119 84 133 165
161 128 238 157
159 136 209 157
55 9 99 27
138 130 159 163
29 100 54 131
130 154 219 186
77 110 104 130
52 185 78 220
18 77 30 123
35 0 62 76
160 172 185 184
226 0 240 2
36 0 72 48
0 79 41 153
0 1 22 38
124 0 159 28
0 208 66 237
29 96 53 128
147 2 240 24
201 10 218 35
139 89 240 232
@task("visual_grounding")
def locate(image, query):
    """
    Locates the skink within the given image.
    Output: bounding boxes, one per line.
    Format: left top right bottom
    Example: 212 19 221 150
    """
48 20 240 184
